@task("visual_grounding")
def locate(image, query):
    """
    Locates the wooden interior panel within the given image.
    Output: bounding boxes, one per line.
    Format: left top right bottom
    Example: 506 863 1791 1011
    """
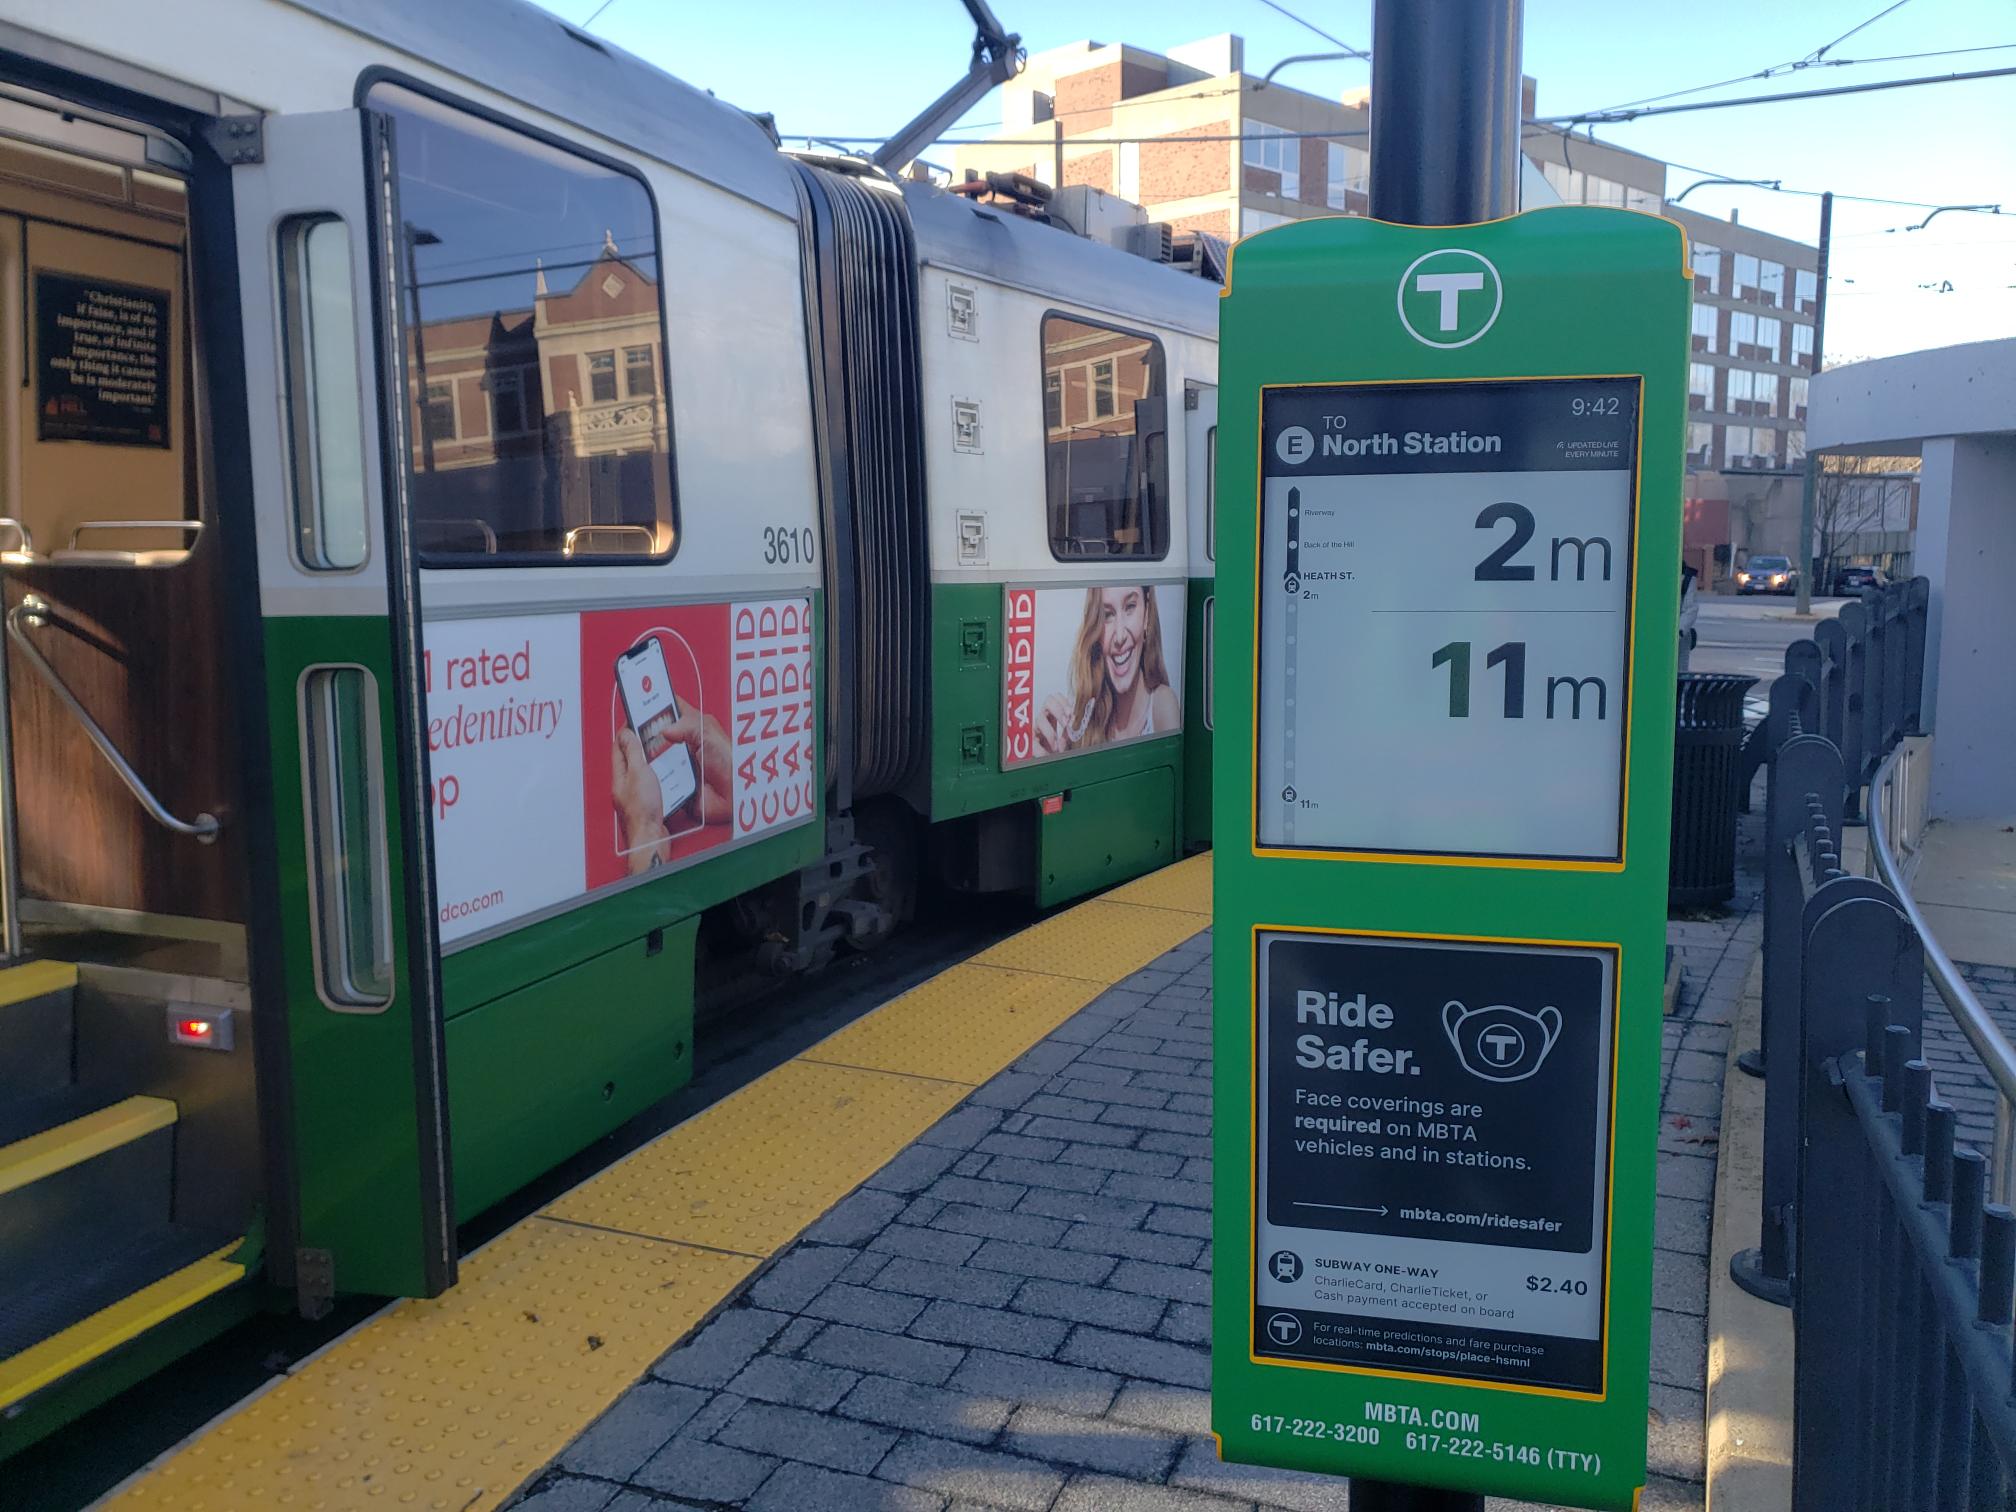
5 545 245 924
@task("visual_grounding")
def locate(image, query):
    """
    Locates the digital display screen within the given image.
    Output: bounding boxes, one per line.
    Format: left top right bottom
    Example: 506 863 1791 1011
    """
1255 377 1640 863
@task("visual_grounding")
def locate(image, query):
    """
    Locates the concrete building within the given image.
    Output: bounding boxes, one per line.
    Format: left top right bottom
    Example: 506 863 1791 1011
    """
949 34 1826 588
1807 337 2016 819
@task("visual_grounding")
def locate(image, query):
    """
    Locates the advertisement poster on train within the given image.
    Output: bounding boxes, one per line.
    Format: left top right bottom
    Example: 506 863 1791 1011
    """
424 597 815 944
1002 582 1186 769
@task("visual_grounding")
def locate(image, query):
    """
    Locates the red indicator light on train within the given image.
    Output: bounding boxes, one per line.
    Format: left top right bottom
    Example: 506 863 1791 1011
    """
174 1018 213 1044
1040 794 1065 815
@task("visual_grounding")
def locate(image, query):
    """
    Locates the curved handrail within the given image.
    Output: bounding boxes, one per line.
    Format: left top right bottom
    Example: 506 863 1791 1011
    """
6 597 219 843
1868 742 2016 1183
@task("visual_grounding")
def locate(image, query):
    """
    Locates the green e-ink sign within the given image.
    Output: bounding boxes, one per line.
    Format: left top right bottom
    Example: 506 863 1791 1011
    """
1211 207 1689 1510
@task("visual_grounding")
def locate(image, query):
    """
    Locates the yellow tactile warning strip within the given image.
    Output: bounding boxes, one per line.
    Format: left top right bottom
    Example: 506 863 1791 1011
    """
0 1094 176 1199
108 853 1212 1512
0 956 76 1008
0 1242 243 1412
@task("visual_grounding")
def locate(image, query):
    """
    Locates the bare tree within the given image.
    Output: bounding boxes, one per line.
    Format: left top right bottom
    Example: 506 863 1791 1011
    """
1814 455 1915 589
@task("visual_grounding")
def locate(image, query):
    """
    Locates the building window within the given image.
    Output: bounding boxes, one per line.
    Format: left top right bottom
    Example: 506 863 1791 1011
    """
1042 312 1168 561
1757 374 1781 418
420 380 457 443
1756 316 1782 362
1730 310 1757 354
1759 260 1786 306
1694 243 1721 294
624 344 656 398
368 80 676 563
1688 362 1714 406
1792 322 1815 366
1687 422 1714 462
1724 426 1752 468
489 368 528 436
1117 141 1140 204
1241 207 1294 236
1625 187 1661 214
1244 122 1300 201
1582 174 1625 208
1790 375 1810 419
1044 371 1062 431
1734 252 1760 297
1691 303 1717 352
1795 268 1818 315
1326 142 1367 209
1727 368 1753 411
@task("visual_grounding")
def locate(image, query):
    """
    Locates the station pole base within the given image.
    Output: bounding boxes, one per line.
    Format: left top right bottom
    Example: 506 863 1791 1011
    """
1735 1047 1766 1079
1350 1480 1485 1511
1729 1245 1792 1307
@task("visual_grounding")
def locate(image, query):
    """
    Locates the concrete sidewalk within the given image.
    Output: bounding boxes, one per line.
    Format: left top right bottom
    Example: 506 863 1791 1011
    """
508 858 1763 1512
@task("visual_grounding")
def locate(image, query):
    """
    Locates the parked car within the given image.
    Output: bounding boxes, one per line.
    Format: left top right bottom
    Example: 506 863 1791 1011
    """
1736 555 1798 595
1678 564 1700 671
1832 564 1888 596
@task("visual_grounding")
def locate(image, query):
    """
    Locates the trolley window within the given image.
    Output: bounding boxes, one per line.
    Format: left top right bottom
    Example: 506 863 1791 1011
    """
366 82 677 564
279 216 370 571
1041 313 1168 560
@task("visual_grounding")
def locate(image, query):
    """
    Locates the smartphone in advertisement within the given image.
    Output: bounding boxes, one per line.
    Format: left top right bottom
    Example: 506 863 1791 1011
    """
616 636 699 821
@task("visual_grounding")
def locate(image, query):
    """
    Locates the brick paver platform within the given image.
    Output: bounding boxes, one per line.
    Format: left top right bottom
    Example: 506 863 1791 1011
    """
508 834 1763 1512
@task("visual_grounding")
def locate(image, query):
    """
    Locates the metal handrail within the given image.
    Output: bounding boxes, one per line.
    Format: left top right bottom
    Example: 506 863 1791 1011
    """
1868 740 2015 1198
6 597 219 844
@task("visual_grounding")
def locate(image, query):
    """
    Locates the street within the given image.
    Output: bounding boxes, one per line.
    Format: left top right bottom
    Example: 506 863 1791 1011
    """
1691 594 1846 718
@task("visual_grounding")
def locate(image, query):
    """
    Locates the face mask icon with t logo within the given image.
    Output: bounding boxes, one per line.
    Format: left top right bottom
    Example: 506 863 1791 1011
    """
1442 1000 1563 1084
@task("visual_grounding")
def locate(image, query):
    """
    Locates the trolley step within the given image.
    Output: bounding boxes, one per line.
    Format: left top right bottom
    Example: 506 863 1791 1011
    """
0 958 78 1104
0 1236 245 1412
0 1094 176 1199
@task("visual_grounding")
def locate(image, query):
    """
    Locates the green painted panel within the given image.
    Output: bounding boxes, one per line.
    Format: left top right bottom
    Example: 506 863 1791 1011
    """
1182 577 1214 849
1036 766 1178 908
1211 208 1687 1509
929 581 1186 820
262 614 436 1299
439 823 815 1016
446 917 696 1221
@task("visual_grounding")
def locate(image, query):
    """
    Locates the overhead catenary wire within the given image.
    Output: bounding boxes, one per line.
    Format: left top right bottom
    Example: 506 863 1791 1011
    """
1587 39 2016 114
1249 0 1369 60
814 59 2016 149
1543 62 2016 126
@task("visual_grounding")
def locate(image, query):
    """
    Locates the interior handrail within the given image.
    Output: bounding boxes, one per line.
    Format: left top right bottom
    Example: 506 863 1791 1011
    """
6 596 219 843
0 518 34 556
562 523 656 556
66 519 203 549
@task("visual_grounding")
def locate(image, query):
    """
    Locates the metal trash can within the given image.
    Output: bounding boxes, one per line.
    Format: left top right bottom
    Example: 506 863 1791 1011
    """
1670 672 1758 908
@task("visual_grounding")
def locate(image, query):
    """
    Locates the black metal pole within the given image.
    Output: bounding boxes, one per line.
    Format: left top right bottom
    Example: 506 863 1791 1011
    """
1793 190 1832 614
1369 0 1525 226
1355 4 1520 1508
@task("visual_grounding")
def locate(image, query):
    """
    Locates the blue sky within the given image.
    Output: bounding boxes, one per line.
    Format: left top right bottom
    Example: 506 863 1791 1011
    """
536 0 2015 364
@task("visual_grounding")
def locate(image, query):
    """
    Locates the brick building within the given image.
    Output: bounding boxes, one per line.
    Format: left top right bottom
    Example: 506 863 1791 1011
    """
947 34 1828 584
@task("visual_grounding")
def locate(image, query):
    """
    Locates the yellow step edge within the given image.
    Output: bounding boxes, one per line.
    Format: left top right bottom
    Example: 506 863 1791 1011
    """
0 1241 244 1412
103 857 1214 1511
0 1095 177 1199
0 957 77 1009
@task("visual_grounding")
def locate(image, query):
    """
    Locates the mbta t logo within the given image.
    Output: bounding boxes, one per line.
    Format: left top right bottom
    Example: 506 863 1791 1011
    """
1396 248 1503 349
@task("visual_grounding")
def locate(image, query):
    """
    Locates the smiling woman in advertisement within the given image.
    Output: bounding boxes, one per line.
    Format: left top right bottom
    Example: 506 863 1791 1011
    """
1035 584 1180 755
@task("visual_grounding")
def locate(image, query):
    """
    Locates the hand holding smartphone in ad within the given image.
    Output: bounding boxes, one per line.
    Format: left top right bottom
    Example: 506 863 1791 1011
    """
611 634 736 875
617 637 699 820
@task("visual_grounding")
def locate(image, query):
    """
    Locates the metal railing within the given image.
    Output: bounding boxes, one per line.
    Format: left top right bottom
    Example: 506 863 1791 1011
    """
1793 877 2016 1509
6 597 219 843
1719 576 2016 1504
1870 741 2016 1205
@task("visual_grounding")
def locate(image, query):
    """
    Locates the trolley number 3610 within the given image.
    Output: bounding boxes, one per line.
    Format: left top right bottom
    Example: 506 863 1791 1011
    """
1250 1416 1380 1445
762 525 816 565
